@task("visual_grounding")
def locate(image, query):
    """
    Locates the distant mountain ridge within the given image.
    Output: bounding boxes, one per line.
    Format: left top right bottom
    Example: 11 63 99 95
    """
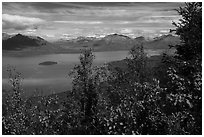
143 34 181 49
55 33 180 50
134 36 146 43
2 33 180 52
2 33 48 50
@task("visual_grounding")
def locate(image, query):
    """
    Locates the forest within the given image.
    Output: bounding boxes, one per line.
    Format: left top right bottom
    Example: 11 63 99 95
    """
2 2 202 135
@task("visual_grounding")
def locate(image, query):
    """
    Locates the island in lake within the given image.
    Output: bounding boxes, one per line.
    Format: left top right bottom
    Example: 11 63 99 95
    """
39 61 57 65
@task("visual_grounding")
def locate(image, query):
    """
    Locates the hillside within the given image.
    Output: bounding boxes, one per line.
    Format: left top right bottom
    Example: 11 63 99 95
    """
108 55 163 72
2 33 48 50
143 34 181 49
134 36 146 44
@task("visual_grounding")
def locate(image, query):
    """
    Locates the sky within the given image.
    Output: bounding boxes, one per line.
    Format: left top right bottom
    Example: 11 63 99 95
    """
2 2 184 41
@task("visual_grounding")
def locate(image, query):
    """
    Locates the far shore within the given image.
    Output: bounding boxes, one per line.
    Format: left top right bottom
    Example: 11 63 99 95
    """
2 48 167 57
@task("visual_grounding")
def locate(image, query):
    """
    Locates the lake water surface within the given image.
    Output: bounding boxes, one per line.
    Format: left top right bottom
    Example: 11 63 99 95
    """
2 50 161 96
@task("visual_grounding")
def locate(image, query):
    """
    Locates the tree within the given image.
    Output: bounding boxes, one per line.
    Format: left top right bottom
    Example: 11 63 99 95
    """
173 2 202 62
2 66 27 134
164 2 202 134
69 49 96 122
126 43 151 84
69 48 115 134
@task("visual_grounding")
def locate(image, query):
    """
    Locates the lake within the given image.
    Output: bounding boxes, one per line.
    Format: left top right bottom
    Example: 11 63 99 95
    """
2 50 162 96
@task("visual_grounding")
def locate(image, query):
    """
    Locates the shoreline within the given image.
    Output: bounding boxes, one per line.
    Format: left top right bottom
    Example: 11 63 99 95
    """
2 48 167 57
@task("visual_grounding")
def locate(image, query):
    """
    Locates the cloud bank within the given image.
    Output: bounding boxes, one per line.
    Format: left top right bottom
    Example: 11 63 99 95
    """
2 14 45 30
2 2 184 39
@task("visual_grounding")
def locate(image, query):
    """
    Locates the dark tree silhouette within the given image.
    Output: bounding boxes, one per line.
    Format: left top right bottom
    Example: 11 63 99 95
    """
69 49 98 124
173 2 202 62
164 2 202 134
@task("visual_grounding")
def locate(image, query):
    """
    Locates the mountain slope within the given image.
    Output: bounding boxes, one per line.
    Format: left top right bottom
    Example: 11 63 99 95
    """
143 34 180 49
2 34 48 50
53 33 180 52
91 34 135 51
134 36 146 44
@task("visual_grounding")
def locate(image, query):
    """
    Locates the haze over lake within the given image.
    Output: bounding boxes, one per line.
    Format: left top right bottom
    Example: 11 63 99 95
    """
2 50 162 96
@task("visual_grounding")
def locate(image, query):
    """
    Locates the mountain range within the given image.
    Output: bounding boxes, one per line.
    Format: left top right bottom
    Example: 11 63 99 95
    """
2 33 180 52
3 33 48 50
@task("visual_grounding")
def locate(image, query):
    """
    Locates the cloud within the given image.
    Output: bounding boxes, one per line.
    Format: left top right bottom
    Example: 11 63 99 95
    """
113 21 131 24
139 15 180 24
2 2 184 39
53 20 103 24
120 28 133 34
45 34 55 38
160 30 170 33
2 14 45 30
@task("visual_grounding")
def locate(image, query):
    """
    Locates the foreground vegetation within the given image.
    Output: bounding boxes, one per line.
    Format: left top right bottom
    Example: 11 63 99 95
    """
2 3 202 135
